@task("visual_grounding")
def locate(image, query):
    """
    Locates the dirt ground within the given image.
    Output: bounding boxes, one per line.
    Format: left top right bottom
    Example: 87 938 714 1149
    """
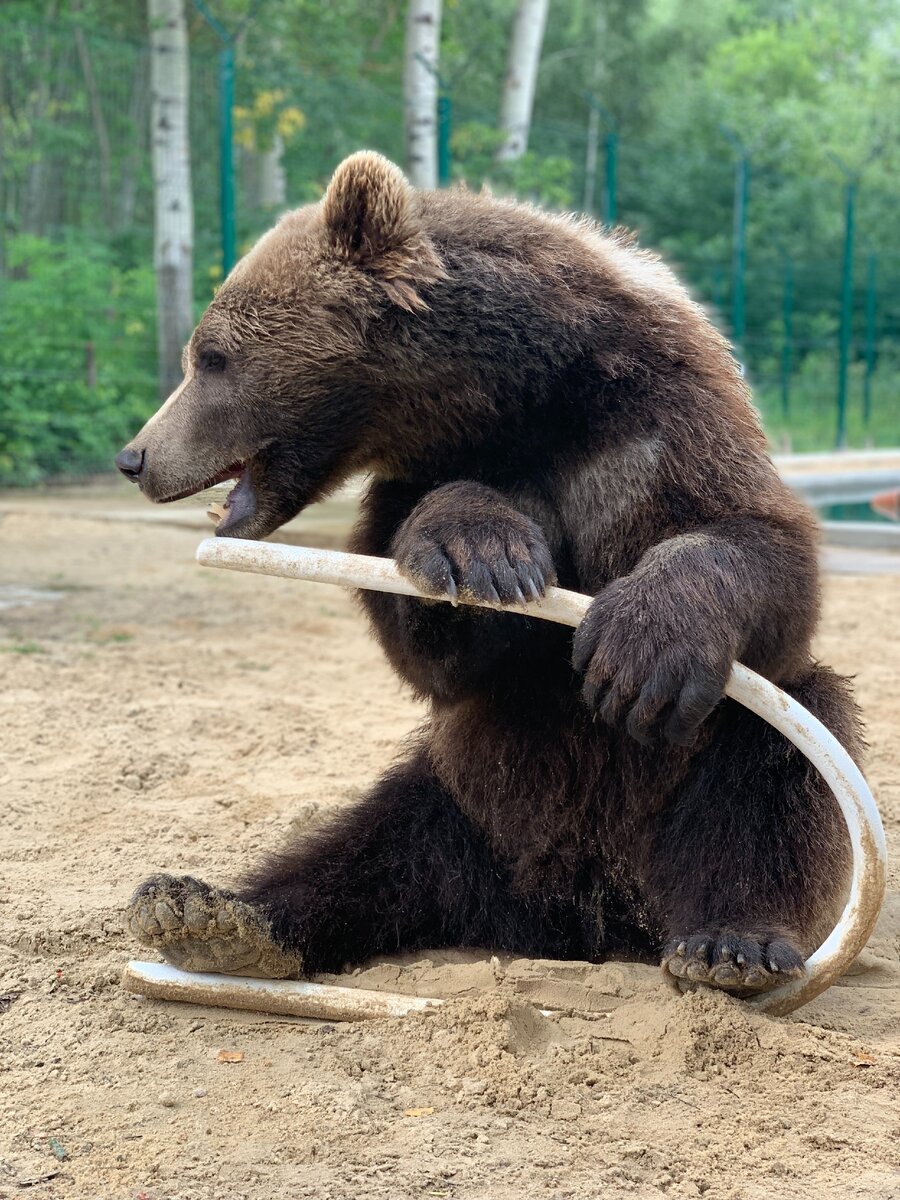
1 485 898 1200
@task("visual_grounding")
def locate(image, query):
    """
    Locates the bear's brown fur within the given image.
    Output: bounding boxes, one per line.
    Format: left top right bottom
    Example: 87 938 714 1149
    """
120 153 861 994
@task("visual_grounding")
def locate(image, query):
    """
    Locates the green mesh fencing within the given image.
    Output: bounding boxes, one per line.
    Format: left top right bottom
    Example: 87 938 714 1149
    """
1 16 897 484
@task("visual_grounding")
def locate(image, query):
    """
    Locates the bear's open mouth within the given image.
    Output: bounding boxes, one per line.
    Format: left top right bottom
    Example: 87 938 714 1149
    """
155 459 249 506
216 465 258 534
148 438 324 542
156 459 261 535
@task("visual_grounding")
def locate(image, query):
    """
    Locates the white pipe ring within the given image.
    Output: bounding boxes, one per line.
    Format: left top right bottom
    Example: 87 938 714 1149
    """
195 537 887 1017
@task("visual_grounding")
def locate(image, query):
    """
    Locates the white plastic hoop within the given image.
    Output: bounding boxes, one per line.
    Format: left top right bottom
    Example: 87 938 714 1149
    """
195 537 887 1017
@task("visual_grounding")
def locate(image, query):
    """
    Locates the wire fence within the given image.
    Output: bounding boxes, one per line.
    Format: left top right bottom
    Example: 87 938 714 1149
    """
0 17 897 484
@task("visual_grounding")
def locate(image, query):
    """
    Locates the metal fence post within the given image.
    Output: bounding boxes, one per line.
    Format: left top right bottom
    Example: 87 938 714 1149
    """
720 127 750 351
414 53 450 188
605 129 618 225
194 0 260 278
863 252 877 433
437 92 452 187
218 43 236 275
781 254 793 417
584 95 617 224
733 154 749 346
836 177 856 449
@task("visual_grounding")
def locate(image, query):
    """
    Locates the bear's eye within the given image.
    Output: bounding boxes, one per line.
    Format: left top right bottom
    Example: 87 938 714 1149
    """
199 349 227 373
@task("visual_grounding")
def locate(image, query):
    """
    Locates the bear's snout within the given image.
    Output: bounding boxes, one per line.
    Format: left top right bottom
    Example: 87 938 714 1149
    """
115 445 145 482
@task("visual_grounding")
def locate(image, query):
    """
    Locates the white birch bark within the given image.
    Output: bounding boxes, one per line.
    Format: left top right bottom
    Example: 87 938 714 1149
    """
582 6 607 213
403 0 442 189
257 134 287 209
496 0 549 163
255 33 287 211
149 0 194 401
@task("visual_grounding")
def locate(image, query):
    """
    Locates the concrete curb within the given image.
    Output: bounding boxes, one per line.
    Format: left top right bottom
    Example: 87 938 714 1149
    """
785 468 900 506
820 521 900 550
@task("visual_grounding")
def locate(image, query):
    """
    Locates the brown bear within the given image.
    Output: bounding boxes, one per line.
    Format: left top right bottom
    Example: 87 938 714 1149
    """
117 151 860 994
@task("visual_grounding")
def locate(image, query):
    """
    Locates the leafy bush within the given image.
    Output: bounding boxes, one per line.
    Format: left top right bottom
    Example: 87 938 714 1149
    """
451 122 574 209
0 234 158 484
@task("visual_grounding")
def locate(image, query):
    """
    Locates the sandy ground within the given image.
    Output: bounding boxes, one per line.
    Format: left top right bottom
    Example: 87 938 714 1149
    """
1 485 898 1200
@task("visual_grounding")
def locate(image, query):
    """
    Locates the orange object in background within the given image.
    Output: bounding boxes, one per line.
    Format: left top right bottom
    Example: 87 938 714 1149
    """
871 490 900 521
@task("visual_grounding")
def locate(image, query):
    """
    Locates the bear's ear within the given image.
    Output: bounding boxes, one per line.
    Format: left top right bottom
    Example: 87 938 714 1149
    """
323 152 412 260
322 152 445 311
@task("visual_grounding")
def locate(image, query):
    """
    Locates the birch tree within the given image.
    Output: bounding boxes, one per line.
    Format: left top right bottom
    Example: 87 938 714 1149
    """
253 34 287 211
256 133 287 209
496 0 549 163
403 0 442 189
582 5 607 214
148 0 193 400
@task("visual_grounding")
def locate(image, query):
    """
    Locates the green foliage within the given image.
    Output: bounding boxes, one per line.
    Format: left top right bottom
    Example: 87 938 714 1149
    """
451 123 574 208
755 351 900 453
2 640 47 655
0 0 898 482
0 235 157 484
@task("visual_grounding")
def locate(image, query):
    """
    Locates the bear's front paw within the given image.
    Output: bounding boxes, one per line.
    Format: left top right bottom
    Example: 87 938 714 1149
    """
127 873 303 978
392 486 555 606
572 579 736 745
662 930 805 993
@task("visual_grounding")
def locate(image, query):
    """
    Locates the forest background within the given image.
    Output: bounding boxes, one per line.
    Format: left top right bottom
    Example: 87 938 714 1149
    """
1 0 897 486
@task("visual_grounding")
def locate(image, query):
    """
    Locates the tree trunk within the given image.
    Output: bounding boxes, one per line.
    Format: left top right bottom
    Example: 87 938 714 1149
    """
582 5 607 214
257 134 287 209
117 47 151 232
22 30 56 235
496 0 548 163
74 27 114 229
403 0 442 190
252 30 287 212
149 0 194 401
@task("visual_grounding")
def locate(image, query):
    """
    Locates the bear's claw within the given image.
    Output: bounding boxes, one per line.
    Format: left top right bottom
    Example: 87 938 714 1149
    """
661 930 805 994
390 482 556 608
126 872 303 978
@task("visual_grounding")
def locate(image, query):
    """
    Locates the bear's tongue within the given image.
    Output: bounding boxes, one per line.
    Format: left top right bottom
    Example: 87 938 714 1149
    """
217 467 257 534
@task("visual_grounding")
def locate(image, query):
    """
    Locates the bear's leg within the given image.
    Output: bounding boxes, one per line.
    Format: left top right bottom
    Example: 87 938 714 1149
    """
125 873 303 977
649 665 860 993
127 751 580 977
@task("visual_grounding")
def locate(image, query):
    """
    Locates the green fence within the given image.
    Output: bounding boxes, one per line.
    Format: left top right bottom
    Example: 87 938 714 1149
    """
0 16 897 484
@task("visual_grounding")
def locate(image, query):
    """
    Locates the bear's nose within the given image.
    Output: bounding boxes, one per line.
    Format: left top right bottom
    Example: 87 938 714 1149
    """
115 446 145 481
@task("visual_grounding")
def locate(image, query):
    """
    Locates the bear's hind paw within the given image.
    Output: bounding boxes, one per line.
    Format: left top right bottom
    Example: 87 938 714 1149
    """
126 872 302 979
662 930 805 994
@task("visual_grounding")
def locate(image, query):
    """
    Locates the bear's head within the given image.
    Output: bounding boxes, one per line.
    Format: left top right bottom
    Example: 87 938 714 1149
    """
116 152 446 539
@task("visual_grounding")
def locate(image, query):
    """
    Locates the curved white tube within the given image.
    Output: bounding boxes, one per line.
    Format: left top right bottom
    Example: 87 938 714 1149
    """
196 537 887 1017
122 959 561 1021
122 960 443 1020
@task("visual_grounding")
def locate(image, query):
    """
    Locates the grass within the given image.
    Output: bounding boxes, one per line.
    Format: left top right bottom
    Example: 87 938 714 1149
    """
45 573 92 592
90 630 135 645
753 356 899 454
2 639 46 654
